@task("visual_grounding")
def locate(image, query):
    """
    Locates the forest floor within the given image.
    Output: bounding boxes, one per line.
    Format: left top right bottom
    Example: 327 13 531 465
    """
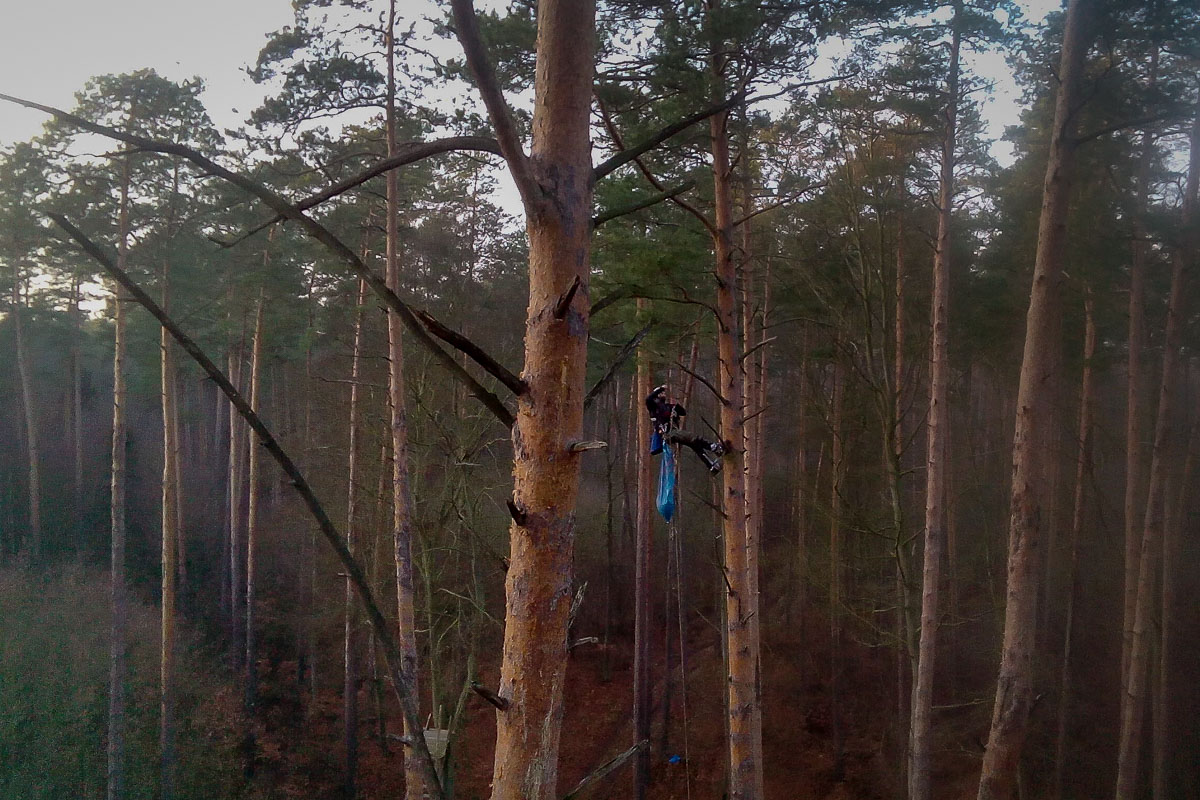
250 608 991 800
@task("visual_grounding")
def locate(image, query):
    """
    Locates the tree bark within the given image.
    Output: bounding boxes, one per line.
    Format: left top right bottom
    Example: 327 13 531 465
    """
384 4 424 795
977 2 1090 797
1123 47 1158 693
243 291 265 773
106 150 133 800
1052 290 1096 800
909 9 959 799
1115 93 1199 800
159 197 181 800
829 352 846 782
12 272 40 559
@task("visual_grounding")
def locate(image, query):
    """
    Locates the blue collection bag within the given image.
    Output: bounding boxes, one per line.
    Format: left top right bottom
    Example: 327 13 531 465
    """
656 442 676 521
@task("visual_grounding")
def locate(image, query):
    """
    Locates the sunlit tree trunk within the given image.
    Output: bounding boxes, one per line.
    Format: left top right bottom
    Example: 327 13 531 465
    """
977 2 1090 796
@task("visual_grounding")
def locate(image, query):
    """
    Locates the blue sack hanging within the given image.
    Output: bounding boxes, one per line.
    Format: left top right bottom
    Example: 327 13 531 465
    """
656 442 676 521
650 429 663 455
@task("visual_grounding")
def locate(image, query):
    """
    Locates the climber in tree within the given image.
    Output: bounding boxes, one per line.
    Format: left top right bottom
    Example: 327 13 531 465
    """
645 385 724 474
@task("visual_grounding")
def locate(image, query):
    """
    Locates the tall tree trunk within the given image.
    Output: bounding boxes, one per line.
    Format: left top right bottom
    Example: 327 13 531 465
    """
159 204 181 800
71 276 84 536
229 333 247 671
909 9 959 800
1123 48 1158 693
1115 93 1199 800
977 2 1090 797
243 292 265 774
12 273 40 559
633 300 653 800
1154 397 1196 800
344 277 368 799
1051 290 1096 800
829 352 846 782
384 6 423 797
107 150 133 800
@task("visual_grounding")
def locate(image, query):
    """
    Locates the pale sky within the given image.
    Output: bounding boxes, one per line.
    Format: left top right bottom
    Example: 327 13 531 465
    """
1 0 1060 157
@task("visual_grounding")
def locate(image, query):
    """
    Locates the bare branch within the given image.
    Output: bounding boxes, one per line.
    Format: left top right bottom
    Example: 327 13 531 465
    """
216 137 503 248
0 93 516 429
732 183 826 227
592 180 696 228
449 0 539 209
47 213 446 800
412 307 527 395
673 358 728 406
562 741 648 800
583 322 653 409
592 94 743 180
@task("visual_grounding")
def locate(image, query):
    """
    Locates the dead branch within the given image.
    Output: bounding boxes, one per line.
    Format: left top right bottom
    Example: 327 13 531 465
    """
562 740 648 800
583 322 653 409
413 308 526 395
592 180 696 228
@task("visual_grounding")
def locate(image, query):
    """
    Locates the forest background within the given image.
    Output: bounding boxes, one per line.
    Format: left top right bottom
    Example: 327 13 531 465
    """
1 1 1198 800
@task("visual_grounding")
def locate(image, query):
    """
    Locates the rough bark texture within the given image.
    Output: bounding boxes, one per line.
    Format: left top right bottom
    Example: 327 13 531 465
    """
908 10 959 800
1114 93 1199 800
633 300 653 800
976 2 1088 797
462 0 597 796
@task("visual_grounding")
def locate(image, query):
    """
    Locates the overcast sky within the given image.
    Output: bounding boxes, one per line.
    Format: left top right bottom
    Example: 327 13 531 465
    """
1 0 1060 156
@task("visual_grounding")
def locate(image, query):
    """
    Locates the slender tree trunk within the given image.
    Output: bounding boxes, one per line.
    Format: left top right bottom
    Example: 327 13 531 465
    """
1115 93 1199 800
229 335 247 670
107 150 133 800
385 6 424 796
909 10 959 800
159 212 180 800
1154 397 1196 800
829 353 846 782
72 277 84 536
243 292 265 774
1123 49 1159 692
12 273 40 559
344 277 368 799
977 3 1090 797
1052 290 1095 800
633 300 653 800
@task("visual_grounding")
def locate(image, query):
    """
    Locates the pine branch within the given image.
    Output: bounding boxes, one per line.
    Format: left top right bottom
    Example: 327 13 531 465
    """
583 323 653 410
592 93 743 180
412 308 527 395
592 180 696 228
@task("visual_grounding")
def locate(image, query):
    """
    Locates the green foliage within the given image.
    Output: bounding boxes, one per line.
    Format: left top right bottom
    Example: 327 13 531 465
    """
0 566 258 799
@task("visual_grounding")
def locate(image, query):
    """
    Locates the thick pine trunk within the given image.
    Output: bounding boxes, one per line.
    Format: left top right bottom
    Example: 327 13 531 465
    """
1115 94 1199 800
484 2 596 797
633 300 653 800
908 11 959 800
1051 291 1096 800
977 2 1089 797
